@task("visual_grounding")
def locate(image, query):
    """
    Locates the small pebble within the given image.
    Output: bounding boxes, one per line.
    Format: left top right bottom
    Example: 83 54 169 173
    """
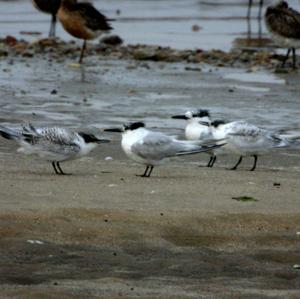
192 24 201 32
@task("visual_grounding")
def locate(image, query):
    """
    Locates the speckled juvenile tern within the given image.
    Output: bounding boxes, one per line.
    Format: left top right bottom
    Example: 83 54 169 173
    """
172 109 217 167
104 121 225 177
0 124 110 174
200 119 296 171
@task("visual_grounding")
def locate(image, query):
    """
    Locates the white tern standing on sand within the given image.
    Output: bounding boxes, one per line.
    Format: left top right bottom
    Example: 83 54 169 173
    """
104 121 225 177
172 109 218 167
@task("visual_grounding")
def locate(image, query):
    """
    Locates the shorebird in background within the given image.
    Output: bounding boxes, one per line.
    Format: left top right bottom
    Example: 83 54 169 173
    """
58 0 113 63
0 124 109 175
32 0 61 37
171 109 217 167
201 119 294 171
104 122 224 177
265 1 300 69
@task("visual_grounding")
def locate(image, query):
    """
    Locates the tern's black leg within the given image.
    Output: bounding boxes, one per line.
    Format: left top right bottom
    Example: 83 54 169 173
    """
206 156 214 167
210 155 217 167
79 40 87 64
147 166 154 177
52 161 59 175
56 162 67 175
230 156 243 170
292 48 296 69
140 166 149 177
282 48 291 68
250 155 258 171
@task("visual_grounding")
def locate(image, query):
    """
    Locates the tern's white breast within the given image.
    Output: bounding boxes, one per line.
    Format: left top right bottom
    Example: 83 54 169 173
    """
121 128 149 164
185 122 211 140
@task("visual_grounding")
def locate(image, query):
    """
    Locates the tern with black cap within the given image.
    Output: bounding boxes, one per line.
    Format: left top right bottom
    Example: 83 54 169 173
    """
105 121 225 177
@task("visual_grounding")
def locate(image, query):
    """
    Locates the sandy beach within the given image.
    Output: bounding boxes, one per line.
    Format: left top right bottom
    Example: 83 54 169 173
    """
1 134 300 298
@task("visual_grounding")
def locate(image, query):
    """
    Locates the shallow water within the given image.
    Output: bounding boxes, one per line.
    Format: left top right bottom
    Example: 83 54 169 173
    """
1 0 300 51
0 56 299 140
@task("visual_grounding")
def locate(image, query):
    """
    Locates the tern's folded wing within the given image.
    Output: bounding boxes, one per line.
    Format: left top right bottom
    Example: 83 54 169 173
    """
22 126 81 155
131 132 178 160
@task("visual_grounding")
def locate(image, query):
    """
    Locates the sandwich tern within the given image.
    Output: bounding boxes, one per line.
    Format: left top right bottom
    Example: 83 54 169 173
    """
0 124 110 174
104 121 225 177
172 109 217 167
200 119 294 171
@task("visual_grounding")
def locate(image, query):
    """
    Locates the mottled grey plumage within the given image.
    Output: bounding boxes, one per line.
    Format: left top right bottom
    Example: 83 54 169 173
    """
0 124 109 174
211 120 293 171
23 126 81 157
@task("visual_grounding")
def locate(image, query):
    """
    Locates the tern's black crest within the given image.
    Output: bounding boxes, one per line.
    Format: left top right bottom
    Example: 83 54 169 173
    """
78 132 100 143
124 122 145 131
211 120 226 128
194 109 210 118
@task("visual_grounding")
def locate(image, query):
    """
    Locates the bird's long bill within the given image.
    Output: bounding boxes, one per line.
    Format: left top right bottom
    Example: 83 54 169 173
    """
97 139 111 143
198 121 210 126
104 128 123 133
171 115 188 120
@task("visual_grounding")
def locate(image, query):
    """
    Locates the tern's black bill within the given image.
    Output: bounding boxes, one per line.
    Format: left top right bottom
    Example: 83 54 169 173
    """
104 128 123 133
78 132 110 144
97 139 110 143
171 115 188 120
199 121 210 126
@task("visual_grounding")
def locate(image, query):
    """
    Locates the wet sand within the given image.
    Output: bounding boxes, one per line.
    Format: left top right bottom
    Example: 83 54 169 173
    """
1 137 300 298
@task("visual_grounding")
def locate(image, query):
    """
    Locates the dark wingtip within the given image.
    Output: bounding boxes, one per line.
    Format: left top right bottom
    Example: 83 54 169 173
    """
0 130 13 140
171 115 188 120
